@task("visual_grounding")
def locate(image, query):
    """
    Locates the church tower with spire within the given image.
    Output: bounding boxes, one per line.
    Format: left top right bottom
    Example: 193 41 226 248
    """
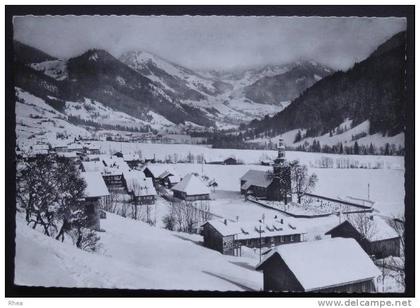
267 138 292 203
273 138 287 175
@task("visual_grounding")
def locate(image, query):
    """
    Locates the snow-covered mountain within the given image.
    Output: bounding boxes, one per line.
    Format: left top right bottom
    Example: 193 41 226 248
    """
119 50 231 99
120 51 335 127
247 31 407 151
14 41 335 134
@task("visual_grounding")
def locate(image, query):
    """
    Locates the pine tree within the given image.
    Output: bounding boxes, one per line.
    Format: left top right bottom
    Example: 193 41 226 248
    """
354 141 360 155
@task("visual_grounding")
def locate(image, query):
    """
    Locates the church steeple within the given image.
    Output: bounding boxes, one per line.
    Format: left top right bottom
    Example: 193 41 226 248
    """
273 138 286 173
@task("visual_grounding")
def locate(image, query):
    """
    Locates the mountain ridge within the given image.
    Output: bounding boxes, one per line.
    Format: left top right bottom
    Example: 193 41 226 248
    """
248 31 406 140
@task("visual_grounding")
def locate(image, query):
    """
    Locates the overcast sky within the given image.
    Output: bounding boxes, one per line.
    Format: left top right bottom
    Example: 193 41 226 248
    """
13 15 406 71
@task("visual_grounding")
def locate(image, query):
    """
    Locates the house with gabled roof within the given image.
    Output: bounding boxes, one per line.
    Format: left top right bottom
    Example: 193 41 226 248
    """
201 217 303 256
80 171 110 231
325 216 401 258
123 170 157 205
171 173 210 201
255 238 380 293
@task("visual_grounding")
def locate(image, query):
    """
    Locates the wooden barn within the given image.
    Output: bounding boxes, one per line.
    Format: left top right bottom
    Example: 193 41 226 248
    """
256 238 381 293
123 170 157 205
171 173 210 201
143 165 180 188
158 170 181 188
325 217 401 259
201 218 303 256
80 172 110 231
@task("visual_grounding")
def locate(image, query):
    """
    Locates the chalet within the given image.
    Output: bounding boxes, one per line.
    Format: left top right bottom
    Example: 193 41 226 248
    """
256 238 381 293
81 159 125 192
158 170 181 188
80 172 110 231
49 140 69 152
83 144 101 155
102 156 130 171
30 143 50 156
143 165 180 187
67 143 84 153
240 139 291 203
171 173 210 201
202 218 303 256
123 170 157 205
325 217 401 258
122 153 142 169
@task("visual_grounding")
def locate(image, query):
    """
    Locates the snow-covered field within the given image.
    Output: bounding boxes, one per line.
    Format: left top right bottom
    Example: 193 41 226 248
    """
90 142 405 216
93 141 405 169
15 213 262 290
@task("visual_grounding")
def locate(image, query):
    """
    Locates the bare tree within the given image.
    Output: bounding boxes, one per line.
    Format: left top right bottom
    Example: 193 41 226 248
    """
289 160 318 203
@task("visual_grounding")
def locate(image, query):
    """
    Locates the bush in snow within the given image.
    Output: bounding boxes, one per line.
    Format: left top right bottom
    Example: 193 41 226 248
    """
162 211 176 231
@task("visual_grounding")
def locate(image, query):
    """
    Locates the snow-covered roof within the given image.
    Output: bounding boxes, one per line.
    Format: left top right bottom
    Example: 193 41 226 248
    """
122 153 140 161
256 238 381 291
143 164 173 178
203 220 243 236
204 218 303 239
67 143 84 151
32 143 49 151
369 216 400 241
50 140 69 148
326 216 399 242
102 156 130 171
82 161 106 173
123 170 157 197
57 152 79 158
168 174 180 184
159 170 173 179
172 174 210 196
240 169 272 189
80 172 110 198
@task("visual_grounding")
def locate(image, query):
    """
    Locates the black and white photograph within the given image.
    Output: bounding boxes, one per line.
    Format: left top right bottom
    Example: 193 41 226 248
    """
5 5 415 297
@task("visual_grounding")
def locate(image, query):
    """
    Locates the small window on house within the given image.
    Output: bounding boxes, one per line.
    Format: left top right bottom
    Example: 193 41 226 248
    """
290 235 294 242
280 236 284 243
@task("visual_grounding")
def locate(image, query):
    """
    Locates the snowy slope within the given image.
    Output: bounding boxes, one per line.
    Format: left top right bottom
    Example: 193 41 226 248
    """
15 87 91 149
15 213 262 290
249 120 405 149
120 51 327 127
120 50 222 97
65 98 175 130
30 60 68 81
